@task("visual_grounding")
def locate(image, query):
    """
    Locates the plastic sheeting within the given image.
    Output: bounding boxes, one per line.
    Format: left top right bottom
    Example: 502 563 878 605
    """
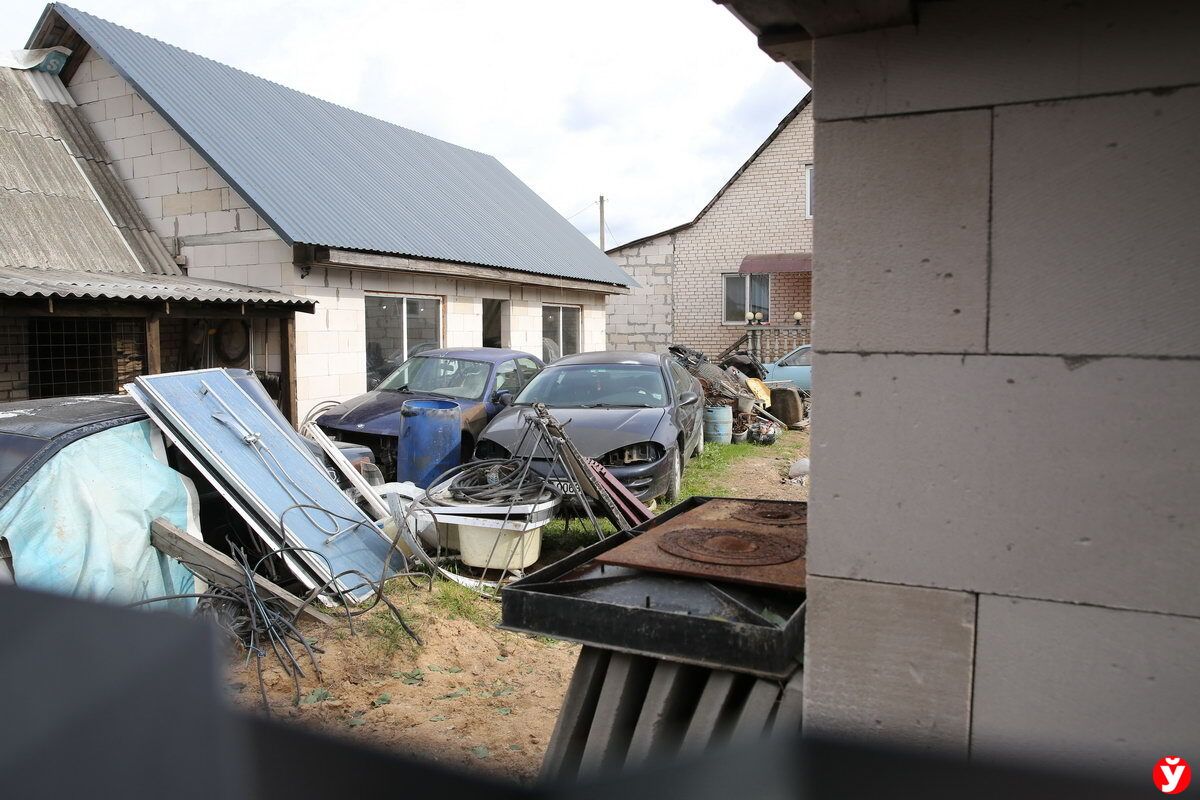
0 420 199 611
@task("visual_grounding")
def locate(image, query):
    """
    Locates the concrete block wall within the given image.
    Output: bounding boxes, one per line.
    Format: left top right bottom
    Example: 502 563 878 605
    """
605 234 675 353
805 0 1200 776
68 52 271 242
68 50 610 420
606 103 813 356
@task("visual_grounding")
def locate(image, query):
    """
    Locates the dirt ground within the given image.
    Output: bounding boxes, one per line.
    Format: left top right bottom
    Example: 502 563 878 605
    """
723 429 810 501
227 584 579 782
226 428 810 782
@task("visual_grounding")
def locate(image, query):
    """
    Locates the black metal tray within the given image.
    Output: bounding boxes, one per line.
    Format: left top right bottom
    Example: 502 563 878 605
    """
500 496 805 678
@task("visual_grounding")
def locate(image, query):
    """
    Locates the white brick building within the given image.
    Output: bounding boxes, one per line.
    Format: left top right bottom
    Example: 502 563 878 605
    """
607 98 812 358
31 5 629 420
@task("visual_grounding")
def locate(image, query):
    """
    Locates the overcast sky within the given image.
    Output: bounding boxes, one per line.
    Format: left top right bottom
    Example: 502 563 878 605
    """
4 0 807 248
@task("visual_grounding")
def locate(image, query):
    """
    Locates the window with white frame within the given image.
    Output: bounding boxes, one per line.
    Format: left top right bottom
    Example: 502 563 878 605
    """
542 304 581 362
364 294 442 388
723 274 770 324
804 163 814 218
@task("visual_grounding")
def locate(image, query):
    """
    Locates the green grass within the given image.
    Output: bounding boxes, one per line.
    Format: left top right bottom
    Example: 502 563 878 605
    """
430 580 500 627
537 431 808 556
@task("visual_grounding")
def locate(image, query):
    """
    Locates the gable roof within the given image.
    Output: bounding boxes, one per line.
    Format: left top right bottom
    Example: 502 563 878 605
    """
0 59 310 309
30 4 633 289
606 94 811 253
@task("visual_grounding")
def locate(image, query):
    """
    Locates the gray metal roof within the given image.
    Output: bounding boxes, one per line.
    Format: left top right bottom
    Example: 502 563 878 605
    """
42 4 633 289
0 64 179 275
0 265 313 307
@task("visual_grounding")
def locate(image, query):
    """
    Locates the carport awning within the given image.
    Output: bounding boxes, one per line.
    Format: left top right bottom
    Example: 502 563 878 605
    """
739 253 812 274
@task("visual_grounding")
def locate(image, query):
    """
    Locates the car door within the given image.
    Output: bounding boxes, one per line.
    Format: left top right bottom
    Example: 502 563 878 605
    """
516 357 542 389
486 359 521 417
667 360 701 458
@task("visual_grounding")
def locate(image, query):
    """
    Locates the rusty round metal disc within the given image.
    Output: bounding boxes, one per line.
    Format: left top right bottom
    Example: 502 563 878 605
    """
731 502 808 527
657 527 803 566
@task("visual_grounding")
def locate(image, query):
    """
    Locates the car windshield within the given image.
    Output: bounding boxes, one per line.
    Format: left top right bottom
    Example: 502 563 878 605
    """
376 356 491 400
515 365 668 408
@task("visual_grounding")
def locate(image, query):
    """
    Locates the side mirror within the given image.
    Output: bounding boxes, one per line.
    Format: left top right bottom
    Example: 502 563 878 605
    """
679 391 700 408
493 389 515 407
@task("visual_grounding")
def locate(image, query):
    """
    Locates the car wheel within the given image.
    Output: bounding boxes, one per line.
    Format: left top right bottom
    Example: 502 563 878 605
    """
665 447 683 503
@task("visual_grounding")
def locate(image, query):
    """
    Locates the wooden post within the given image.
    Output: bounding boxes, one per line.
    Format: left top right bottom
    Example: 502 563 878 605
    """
144 315 162 374
280 314 298 427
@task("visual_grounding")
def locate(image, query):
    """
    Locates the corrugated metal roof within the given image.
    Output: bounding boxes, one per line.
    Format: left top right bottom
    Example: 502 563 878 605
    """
0 64 181 276
0 265 313 306
0 62 310 309
47 4 633 289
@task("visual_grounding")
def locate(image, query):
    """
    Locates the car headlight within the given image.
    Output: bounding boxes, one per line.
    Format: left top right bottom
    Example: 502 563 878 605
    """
599 442 663 467
474 439 511 460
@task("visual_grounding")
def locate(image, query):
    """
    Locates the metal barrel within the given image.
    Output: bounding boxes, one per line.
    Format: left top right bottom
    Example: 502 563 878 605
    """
702 405 734 444
396 399 462 488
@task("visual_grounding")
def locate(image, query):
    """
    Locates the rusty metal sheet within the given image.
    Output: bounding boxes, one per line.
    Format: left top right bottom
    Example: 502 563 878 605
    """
595 499 807 591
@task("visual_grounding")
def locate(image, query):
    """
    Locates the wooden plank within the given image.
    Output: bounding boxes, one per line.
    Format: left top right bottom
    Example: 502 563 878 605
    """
316 248 631 296
280 315 298 426
144 315 162 374
150 518 335 626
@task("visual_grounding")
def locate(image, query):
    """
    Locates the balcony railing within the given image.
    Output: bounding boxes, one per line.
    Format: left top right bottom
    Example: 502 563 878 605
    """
718 325 810 363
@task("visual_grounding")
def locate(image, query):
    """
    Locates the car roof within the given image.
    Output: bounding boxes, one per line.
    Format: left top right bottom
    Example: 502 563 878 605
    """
551 351 662 367
0 395 147 509
416 348 539 364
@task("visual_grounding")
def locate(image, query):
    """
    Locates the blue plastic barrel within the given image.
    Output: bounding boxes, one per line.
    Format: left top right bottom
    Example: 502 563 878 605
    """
703 405 734 444
397 399 462 488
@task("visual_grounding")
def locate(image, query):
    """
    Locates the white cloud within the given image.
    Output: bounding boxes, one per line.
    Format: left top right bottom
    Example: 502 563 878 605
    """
7 0 807 247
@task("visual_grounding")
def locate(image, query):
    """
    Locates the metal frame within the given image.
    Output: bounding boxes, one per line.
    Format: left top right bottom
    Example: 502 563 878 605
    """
500 496 806 678
131 369 392 603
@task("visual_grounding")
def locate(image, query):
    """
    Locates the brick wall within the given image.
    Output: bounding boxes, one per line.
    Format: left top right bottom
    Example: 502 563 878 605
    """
606 103 814 356
0 318 28 402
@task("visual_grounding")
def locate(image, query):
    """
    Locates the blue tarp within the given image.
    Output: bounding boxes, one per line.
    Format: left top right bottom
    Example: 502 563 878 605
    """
0 420 197 611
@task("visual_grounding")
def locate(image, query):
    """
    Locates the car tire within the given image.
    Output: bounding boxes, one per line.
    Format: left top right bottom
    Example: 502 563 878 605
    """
665 447 683 503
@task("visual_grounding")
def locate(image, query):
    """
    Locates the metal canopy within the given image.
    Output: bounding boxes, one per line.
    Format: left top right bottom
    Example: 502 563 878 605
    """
129 369 397 603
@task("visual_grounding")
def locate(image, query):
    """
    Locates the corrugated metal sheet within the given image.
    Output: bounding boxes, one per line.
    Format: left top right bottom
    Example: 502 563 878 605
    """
0 64 182 276
0 265 313 306
51 4 633 288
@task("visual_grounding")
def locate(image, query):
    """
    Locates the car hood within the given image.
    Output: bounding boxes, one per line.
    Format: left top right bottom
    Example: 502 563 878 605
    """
317 390 476 436
481 406 667 457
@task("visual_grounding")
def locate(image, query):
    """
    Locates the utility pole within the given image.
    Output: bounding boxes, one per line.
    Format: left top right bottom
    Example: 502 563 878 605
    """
598 194 606 250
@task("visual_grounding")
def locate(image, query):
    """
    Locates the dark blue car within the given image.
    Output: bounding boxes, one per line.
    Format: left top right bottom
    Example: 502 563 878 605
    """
316 348 543 481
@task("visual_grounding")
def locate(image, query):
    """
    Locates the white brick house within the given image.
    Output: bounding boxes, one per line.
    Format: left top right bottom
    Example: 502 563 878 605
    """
607 97 812 358
31 4 630 420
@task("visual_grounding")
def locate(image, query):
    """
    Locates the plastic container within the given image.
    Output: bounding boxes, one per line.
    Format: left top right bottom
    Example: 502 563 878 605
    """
396 399 462 488
457 523 543 570
703 405 734 444
732 429 749 444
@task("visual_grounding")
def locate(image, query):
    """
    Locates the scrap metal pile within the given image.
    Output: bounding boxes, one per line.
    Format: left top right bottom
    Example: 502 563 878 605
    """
668 345 803 444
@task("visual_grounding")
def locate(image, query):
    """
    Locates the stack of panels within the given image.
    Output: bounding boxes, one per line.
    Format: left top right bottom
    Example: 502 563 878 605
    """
129 369 398 603
542 647 803 781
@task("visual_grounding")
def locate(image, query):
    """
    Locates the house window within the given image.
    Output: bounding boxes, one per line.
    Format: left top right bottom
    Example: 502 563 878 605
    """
723 274 770 324
804 163 814 218
542 304 581 362
364 294 442 388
